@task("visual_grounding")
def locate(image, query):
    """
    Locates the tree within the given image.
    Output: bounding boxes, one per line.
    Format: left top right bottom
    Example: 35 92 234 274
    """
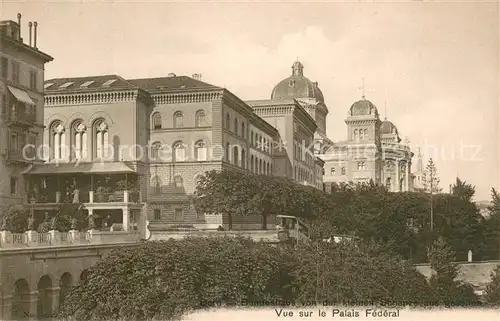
422 158 442 194
0 205 30 233
451 177 475 202
426 237 479 306
482 188 500 259
484 265 500 305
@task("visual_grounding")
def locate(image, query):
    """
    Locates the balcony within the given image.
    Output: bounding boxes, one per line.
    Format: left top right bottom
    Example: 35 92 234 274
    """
28 190 142 205
4 148 37 164
3 110 37 127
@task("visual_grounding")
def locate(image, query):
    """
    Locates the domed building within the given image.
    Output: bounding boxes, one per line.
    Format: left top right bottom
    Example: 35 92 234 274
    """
322 97 414 191
247 60 416 192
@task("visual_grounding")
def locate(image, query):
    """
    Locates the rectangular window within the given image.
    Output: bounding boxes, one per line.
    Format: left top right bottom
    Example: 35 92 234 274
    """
1 57 8 78
174 208 183 221
154 209 161 220
11 61 20 84
29 69 37 90
0 93 6 115
10 177 17 195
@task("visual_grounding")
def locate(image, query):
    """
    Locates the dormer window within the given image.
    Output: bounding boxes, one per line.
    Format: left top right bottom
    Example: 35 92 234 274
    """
80 80 95 88
101 79 117 87
289 80 295 87
59 82 74 89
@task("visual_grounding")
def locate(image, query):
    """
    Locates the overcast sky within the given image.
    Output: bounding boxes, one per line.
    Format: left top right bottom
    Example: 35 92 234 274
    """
1 0 498 201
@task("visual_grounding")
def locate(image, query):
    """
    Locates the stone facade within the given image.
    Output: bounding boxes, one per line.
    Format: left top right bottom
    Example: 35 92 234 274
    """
265 60 415 191
0 15 53 212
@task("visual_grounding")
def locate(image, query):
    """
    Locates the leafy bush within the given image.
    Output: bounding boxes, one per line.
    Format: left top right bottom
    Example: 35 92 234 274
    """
484 265 500 306
59 237 436 321
0 205 30 233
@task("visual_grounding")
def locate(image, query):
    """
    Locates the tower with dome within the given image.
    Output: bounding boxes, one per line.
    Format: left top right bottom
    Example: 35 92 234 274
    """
248 60 416 192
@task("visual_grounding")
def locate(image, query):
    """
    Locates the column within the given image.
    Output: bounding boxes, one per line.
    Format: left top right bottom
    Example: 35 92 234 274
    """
122 207 129 231
405 162 410 191
1 295 12 321
49 287 60 317
27 291 38 320
89 190 94 203
395 160 400 192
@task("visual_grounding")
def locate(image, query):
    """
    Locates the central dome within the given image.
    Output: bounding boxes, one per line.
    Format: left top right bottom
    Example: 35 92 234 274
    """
271 61 325 102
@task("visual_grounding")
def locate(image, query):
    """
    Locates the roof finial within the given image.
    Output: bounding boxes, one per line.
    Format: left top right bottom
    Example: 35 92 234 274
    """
292 60 304 76
384 102 387 120
361 77 366 99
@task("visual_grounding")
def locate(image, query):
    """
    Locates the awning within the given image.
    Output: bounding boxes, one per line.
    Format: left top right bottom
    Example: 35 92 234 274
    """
8 86 35 106
22 162 137 175
89 162 135 174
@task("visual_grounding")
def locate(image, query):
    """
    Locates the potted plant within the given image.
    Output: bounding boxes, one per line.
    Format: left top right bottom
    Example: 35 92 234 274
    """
96 186 110 202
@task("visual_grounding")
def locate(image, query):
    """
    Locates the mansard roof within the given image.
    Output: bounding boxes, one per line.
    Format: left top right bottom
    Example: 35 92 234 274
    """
127 76 221 92
44 75 136 92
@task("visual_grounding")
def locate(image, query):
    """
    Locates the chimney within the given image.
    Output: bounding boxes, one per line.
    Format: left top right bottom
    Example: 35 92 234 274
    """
33 21 37 49
28 22 32 46
17 13 23 42
192 73 202 81
167 73 176 77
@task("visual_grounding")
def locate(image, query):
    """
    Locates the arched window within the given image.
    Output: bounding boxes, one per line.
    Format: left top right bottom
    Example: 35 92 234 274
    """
386 177 391 190
241 149 246 169
94 120 109 159
225 142 230 162
341 167 346 175
331 168 335 175
251 155 254 173
195 140 207 161
152 112 162 130
267 163 270 175
195 110 206 127
233 146 239 166
173 141 185 162
363 129 368 139
259 159 262 174
254 132 258 147
250 131 254 145
72 121 87 160
241 122 245 138
225 113 230 130
254 157 258 174
173 111 184 128
51 121 65 160
399 178 404 192
357 161 366 170
354 129 359 140
259 136 262 150
174 175 184 188
151 142 162 161
234 118 238 134
270 164 273 174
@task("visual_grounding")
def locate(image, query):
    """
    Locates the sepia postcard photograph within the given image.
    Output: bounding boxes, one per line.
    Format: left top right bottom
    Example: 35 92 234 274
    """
0 0 499 320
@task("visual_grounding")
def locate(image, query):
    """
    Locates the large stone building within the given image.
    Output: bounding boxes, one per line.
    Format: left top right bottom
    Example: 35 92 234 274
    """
256 60 415 192
21 70 320 232
0 14 53 211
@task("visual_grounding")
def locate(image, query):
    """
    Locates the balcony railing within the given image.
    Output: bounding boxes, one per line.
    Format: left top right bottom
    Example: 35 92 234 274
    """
5 148 36 163
0 230 141 248
28 190 142 204
4 110 37 125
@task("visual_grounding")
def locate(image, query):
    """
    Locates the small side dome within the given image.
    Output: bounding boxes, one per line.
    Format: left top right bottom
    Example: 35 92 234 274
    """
380 120 398 135
349 99 378 116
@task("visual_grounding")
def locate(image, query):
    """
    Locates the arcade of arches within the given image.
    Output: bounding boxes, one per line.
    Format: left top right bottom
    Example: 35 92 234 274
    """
9 270 88 320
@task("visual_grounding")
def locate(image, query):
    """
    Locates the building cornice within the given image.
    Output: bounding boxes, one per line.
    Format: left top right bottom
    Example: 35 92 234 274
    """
44 88 152 107
1 35 54 62
152 88 223 105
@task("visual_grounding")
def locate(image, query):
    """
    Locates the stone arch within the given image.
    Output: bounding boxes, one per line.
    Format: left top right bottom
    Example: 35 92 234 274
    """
12 278 30 320
45 113 69 131
58 272 73 308
37 275 53 319
88 110 114 127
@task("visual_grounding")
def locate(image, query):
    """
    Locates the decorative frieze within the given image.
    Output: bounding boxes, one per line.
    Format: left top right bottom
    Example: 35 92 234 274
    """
45 90 141 106
153 91 222 105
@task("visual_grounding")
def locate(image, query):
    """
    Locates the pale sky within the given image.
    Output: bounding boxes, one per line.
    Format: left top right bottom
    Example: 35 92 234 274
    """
1 0 498 201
